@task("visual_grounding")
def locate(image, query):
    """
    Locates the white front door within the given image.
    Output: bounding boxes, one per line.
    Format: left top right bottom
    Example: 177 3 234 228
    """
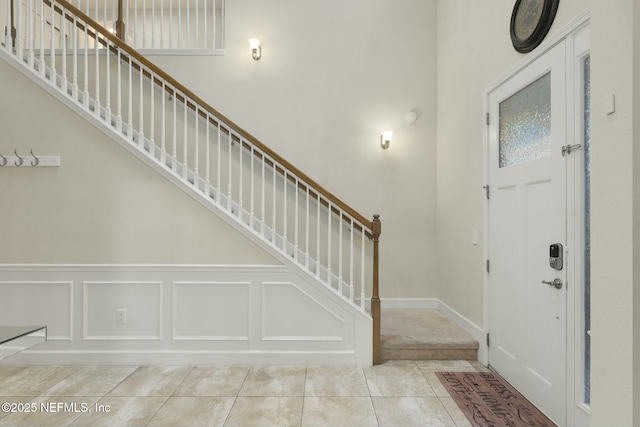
487 40 567 425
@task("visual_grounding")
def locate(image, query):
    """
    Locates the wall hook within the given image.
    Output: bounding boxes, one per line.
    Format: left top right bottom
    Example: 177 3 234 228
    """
0 153 6 167
30 149 40 166
14 149 23 166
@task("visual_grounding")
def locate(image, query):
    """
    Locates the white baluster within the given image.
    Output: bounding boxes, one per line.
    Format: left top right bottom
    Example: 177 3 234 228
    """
349 219 354 302
172 87 177 168
183 96 188 179
283 169 287 249
27 0 33 67
227 128 232 212
195 106 200 179
72 15 78 99
93 12 99 117
316 194 321 278
60 5 67 93
160 0 164 49
177 0 181 49
169 0 173 48
305 185 310 268
294 177 299 262
203 0 207 49
83 11 89 107
128 55 133 137
261 150 266 234
161 81 166 164
4 0 9 52
194 0 198 49
139 62 144 148
339 210 343 294
327 201 332 284
272 159 276 243
116 48 122 130
39 0 45 76
150 71 155 149
186 0 190 48
16 0 22 61
216 121 221 195
205 113 210 196
143 0 147 49
250 145 255 228
134 0 138 47
239 136 243 212
360 228 365 310
104 24 110 119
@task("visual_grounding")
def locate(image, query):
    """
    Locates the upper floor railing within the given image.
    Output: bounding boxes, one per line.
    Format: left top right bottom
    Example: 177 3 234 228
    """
64 0 224 53
1 0 382 363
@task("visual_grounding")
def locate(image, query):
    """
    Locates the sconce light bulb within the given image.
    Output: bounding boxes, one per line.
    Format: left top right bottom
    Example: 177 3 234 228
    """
249 38 262 60
380 131 393 150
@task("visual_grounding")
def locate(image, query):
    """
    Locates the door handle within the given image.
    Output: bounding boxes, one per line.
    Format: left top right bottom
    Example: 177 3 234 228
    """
542 278 563 289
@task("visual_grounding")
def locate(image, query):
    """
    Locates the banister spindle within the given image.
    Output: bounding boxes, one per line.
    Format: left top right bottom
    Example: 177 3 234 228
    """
205 112 211 197
139 61 144 148
183 96 188 179
39 0 45 76
116 49 122 130
195 106 200 177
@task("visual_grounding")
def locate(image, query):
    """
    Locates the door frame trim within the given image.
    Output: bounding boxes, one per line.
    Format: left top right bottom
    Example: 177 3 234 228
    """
482 9 591 427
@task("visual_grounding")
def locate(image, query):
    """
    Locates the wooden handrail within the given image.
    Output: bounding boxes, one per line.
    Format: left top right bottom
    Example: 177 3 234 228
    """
50 0 374 234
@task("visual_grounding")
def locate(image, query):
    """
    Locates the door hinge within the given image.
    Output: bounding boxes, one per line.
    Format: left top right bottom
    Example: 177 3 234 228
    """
486 259 490 273
486 113 490 125
561 144 582 156
486 333 490 347
483 185 490 200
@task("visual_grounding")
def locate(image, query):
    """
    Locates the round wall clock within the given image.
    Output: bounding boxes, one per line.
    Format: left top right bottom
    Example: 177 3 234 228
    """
510 0 560 53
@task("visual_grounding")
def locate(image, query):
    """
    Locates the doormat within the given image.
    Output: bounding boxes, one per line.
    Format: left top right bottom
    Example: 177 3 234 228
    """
436 371 557 427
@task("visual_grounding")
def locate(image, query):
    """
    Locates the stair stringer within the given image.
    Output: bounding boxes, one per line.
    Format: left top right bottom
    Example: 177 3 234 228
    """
0 49 373 366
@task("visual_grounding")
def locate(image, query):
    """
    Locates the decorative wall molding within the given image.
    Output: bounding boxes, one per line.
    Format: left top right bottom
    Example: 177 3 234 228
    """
0 264 371 366
0 281 73 341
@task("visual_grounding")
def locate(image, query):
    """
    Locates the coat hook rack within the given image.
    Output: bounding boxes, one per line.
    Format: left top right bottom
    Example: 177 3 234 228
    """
14 149 24 166
0 149 60 167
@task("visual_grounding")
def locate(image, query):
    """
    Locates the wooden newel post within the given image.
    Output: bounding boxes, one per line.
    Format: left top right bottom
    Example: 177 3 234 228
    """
371 214 382 365
115 0 126 41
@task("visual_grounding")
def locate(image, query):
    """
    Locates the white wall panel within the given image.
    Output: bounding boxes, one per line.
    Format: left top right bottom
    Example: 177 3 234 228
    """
173 281 251 340
261 282 345 341
0 265 372 365
0 281 72 340
83 281 162 340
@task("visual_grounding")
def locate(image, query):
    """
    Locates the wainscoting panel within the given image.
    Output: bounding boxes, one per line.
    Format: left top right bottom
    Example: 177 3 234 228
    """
0 265 372 365
261 282 346 342
0 281 73 340
83 281 162 340
173 281 251 341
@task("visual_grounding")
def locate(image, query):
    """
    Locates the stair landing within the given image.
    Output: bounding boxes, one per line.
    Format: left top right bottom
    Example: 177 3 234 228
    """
381 309 478 361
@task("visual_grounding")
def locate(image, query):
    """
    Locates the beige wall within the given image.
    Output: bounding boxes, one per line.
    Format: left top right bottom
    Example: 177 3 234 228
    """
0 59 278 265
590 0 639 425
149 0 439 298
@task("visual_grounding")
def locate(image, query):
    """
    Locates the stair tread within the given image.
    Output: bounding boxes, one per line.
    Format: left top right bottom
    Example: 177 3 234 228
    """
381 308 478 350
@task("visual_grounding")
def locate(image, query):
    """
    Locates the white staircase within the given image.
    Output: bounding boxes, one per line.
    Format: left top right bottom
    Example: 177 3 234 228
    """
0 0 380 365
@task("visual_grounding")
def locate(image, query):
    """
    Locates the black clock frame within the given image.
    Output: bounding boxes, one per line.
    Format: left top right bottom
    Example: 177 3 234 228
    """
510 0 560 53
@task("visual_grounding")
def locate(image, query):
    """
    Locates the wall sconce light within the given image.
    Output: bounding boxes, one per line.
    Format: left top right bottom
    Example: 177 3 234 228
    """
380 131 393 150
249 38 262 60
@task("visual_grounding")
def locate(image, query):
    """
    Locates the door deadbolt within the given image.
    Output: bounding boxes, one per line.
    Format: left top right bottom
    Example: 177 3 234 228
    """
542 278 563 289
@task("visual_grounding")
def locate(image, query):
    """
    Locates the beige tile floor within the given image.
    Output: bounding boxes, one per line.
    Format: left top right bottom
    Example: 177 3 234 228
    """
0 360 488 427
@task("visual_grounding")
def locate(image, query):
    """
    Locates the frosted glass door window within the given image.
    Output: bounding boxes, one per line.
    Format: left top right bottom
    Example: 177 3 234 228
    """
499 73 552 168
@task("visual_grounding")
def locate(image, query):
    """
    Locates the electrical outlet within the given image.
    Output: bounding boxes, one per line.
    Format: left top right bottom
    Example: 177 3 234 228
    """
116 309 127 324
